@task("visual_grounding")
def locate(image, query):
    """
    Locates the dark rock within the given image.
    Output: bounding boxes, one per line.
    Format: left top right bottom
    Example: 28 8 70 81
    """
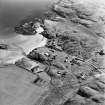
0 44 8 49
14 17 43 35
27 48 49 64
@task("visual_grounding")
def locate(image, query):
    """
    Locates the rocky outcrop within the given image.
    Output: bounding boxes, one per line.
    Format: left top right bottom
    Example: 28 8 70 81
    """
14 17 44 35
